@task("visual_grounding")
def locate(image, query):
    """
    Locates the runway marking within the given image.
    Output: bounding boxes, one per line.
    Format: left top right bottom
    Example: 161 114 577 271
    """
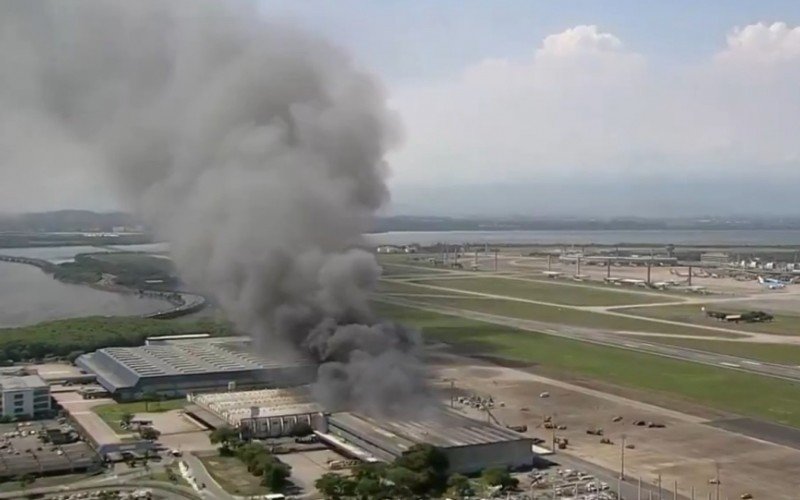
720 362 741 368
743 360 762 366
624 342 639 348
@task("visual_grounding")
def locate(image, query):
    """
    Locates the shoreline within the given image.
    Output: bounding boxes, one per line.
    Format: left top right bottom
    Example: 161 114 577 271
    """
0 255 205 320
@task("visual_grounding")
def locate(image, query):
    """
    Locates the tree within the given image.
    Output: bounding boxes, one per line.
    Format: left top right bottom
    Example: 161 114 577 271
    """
481 467 518 490
446 473 473 499
315 473 356 499
385 466 425 497
355 476 384 499
209 426 240 455
141 450 152 473
262 461 291 492
395 444 448 476
393 444 449 494
120 412 134 428
139 426 161 441
351 462 386 482
166 466 178 483
18 473 35 490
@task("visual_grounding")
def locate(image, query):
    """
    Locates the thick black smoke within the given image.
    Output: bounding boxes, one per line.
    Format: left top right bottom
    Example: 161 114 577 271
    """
1 0 430 414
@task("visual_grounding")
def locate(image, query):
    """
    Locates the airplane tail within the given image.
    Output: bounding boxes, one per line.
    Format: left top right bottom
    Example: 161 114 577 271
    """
757 276 765 284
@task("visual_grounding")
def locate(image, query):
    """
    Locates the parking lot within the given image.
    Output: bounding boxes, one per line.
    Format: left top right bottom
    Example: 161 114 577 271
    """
0 421 101 477
521 467 619 500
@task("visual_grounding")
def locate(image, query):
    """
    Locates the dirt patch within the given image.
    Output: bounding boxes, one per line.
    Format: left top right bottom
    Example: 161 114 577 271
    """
432 351 800 500
432 346 730 421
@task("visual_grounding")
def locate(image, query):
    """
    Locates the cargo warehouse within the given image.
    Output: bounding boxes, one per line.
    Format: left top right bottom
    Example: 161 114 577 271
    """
75 338 316 400
324 411 535 474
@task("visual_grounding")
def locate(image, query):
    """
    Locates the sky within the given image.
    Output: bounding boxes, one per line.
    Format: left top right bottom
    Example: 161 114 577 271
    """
257 0 800 217
4 0 800 217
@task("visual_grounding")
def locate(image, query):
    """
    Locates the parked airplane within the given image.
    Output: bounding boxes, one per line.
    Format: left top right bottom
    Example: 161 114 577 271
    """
758 276 788 289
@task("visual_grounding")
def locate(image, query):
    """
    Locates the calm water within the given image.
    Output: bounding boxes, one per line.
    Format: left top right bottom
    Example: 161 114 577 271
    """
365 229 800 246
0 262 171 328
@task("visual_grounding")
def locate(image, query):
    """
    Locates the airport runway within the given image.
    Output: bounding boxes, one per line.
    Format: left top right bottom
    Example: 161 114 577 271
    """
379 296 800 383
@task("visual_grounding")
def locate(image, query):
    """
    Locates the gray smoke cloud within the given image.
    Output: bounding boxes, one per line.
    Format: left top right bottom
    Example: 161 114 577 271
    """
1 0 430 415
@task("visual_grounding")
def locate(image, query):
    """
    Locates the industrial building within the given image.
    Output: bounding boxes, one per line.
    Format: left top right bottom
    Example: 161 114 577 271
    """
323 411 535 474
0 375 51 419
75 338 317 400
187 384 535 473
188 386 322 438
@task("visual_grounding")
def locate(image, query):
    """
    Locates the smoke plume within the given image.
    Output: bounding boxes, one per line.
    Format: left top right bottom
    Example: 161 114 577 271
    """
1 0 430 414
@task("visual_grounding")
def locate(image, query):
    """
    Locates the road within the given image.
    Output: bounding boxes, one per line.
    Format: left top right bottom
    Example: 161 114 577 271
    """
378 295 800 383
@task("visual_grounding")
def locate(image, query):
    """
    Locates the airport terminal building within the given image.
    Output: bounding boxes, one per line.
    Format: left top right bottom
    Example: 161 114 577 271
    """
76 338 317 400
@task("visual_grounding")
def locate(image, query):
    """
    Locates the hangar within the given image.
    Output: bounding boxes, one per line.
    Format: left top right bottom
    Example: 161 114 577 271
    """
322 411 535 474
75 338 316 400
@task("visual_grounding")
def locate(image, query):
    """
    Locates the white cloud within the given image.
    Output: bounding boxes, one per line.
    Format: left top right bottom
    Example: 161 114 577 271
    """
720 22 800 63
388 23 800 190
538 25 623 57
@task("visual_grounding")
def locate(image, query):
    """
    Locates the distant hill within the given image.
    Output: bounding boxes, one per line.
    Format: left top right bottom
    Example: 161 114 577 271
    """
0 210 141 233
3 210 800 235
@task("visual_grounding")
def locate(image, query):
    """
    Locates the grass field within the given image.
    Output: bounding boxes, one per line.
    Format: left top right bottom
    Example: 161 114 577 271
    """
93 399 187 433
379 263 451 276
624 335 800 365
91 252 175 273
198 454 269 496
375 302 800 427
377 280 471 296
407 276 677 306
387 295 744 338
619 303 800 335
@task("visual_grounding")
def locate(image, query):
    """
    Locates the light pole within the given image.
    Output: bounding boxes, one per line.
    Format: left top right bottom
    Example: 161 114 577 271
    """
620 434 627 480
657 474 662 500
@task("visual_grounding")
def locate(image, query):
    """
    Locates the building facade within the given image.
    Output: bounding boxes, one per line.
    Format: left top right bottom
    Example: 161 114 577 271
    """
0 375 51 419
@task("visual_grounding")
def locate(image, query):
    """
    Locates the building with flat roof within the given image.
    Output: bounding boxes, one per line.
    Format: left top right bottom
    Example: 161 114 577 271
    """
324 410 535 474
0 375 51 419
75 339 316 400
189 385 322 438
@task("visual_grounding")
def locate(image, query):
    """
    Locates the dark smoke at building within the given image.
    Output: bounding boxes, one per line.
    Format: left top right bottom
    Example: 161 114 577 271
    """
0 0 431 415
